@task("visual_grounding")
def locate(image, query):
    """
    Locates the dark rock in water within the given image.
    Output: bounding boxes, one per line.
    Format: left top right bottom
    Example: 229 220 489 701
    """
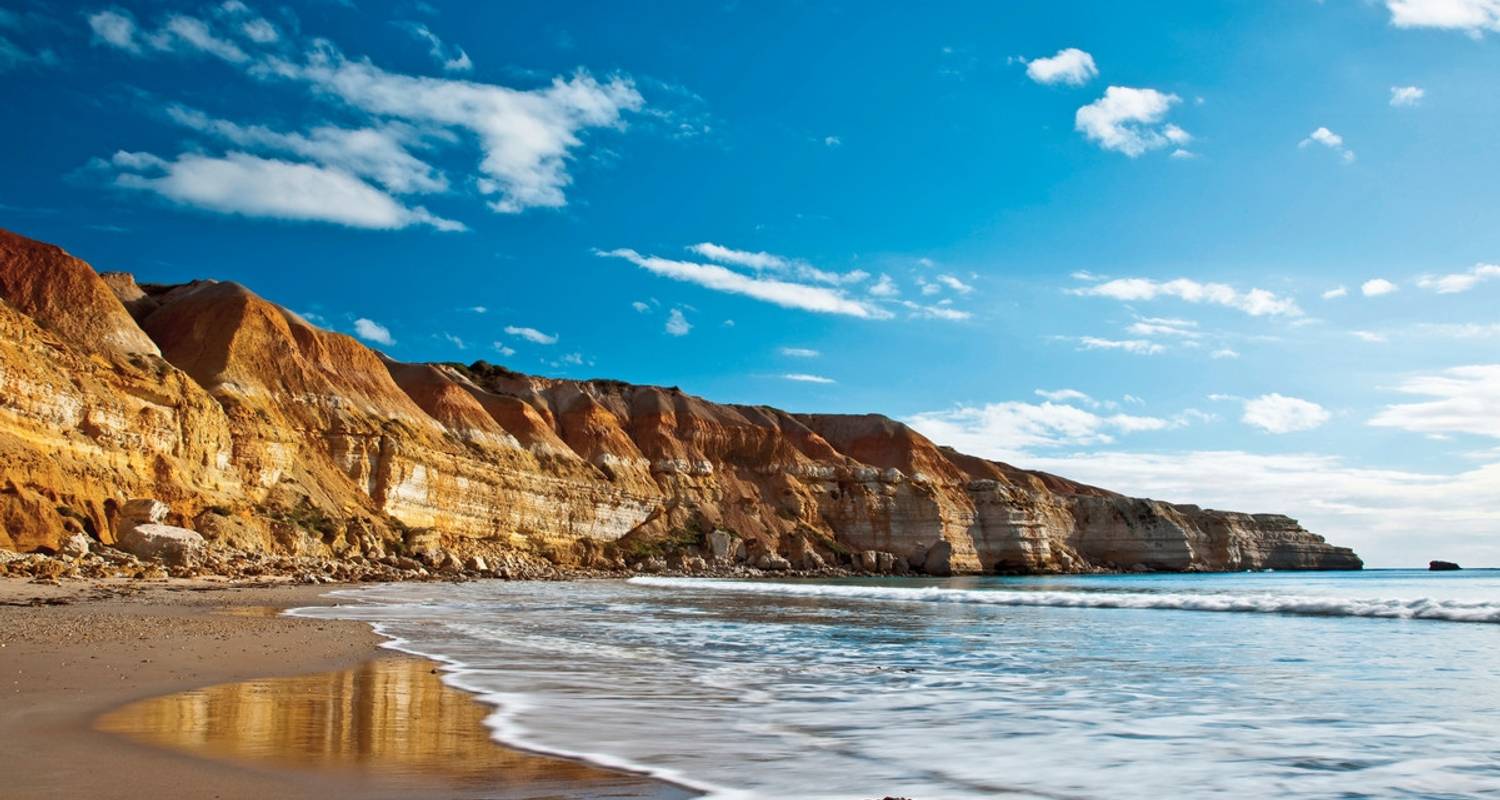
1429 560 1461 571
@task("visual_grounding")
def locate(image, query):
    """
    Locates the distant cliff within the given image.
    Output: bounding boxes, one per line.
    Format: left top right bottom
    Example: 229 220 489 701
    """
0 228 1362 574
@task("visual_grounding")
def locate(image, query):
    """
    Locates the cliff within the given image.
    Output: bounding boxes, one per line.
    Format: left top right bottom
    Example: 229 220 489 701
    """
0 228 1362 574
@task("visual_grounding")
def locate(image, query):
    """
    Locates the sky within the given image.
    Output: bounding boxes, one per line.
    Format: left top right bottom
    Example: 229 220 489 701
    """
2 0 1498 567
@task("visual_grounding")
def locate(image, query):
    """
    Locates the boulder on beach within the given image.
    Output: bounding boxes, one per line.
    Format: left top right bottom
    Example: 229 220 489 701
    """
116 523 205 566
1429 560 1461 571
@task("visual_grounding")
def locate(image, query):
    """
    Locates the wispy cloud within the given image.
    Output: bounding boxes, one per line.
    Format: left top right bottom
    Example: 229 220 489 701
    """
597 248 891 319
1070 276 1301 317
1416 263 1500 294
1073 336 1165 355
97 150 464 231
86 5 643 217
779 347 820 358
399 22 472 72
907 399 1189 461
687 242 867 285
504 325 557 344
1369 365 1500 439
783 373 835 384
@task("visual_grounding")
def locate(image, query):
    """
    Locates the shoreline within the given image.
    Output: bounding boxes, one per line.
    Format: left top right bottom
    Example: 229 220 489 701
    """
0 577 691 800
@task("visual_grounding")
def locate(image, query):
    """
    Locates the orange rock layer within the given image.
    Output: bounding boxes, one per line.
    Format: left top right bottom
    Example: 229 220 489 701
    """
0 228 1361 573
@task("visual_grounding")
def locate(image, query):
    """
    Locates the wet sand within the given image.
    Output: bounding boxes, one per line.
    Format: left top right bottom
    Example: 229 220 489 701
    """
0 577 692 800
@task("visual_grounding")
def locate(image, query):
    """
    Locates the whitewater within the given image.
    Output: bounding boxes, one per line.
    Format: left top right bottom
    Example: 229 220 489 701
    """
293 570 1500 799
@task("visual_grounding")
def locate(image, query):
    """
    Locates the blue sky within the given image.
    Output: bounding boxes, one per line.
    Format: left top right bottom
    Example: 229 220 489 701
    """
3 0 1499 566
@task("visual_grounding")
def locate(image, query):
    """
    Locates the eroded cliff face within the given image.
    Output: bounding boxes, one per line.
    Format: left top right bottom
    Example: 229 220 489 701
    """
0 229 1362 573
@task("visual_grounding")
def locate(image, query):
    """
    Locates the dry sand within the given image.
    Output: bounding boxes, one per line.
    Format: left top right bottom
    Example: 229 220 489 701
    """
0 577 691 800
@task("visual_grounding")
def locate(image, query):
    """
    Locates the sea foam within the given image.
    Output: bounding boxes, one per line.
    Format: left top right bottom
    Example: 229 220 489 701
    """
628 576 1500 623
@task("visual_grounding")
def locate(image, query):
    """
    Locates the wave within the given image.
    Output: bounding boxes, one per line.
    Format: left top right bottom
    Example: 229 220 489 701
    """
627 577 1500 624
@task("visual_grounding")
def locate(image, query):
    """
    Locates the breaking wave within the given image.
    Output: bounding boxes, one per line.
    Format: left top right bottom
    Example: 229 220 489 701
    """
628 577 1500 624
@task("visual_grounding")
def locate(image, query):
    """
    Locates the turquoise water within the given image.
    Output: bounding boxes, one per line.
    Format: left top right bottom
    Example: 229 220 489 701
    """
295 570 1500 799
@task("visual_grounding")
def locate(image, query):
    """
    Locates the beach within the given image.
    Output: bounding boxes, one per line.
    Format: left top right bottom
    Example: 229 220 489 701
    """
0 577 687 800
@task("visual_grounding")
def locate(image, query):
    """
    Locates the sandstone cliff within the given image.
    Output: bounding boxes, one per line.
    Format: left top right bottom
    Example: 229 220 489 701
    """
0 228 1362 574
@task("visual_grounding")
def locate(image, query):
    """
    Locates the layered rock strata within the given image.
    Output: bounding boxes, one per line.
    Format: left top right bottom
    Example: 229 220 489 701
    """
0 228 1361 574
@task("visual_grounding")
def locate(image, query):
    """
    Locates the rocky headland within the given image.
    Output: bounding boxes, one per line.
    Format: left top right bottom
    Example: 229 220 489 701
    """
0 228 1362 582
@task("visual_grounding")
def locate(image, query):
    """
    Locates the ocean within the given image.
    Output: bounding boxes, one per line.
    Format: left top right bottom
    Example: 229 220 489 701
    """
292 570 1500 799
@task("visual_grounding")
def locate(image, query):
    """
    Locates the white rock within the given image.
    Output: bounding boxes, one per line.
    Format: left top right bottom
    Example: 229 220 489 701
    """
116 523 204 566
59 533 92 558
119 498 170 529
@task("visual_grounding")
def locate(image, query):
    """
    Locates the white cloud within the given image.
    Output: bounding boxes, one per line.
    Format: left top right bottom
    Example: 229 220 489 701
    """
1417 322 1500 338
823 135 841 147
598 248 890 319
1368 365 1500 438
1035 388 1096 406
469 305 487 313
907 400 1180 461
1352 330 1389 343
440 332 465 349
688 242 787 271
402 22 472 72
504 325 557 345
88 9 141 52
156 14 248 62
1361 278 1399 296
1386 0 1500 36
1025 47 1098 87
664 308 691 336
491 341 516 356
1126 316 1200 339
631 301 650 313
1416 263 1500 294
239 17 277 44
90 11 643 216
166 106 447 194
353 317 394 346
1242 393 1330 433
779 347 820 358
686 242 864 285
868 274 899 297
1075 86 1186 157
1211 348 1240 359
293 56 642 214
936 274 974 294
102 150 464 231
1070 277 1302 317
1074 336 1165 355
899 300 972 321
1389 85 1426 107
1322 285 1349 299
1299 127 1355 163
783 373 835 384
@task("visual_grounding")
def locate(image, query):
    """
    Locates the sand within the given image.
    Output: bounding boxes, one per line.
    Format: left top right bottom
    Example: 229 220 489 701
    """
0 577 691 800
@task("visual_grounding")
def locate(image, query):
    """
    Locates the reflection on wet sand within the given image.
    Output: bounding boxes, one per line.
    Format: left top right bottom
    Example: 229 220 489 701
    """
96 656 685 798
